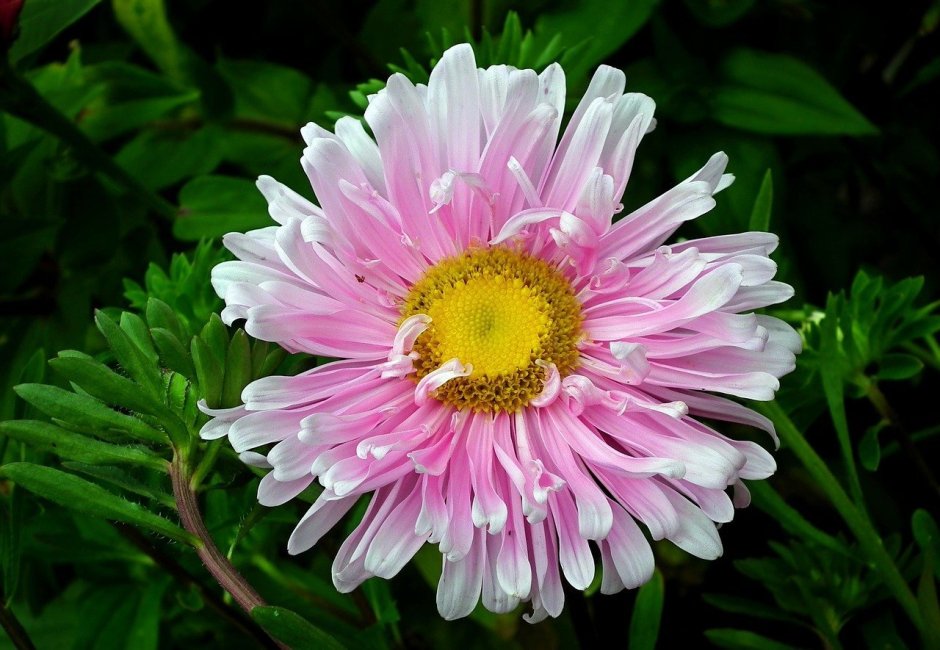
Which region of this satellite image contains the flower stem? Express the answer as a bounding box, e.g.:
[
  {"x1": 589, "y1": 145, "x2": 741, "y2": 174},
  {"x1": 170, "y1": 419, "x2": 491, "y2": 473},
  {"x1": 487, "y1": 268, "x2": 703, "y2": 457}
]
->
[
  {"x1": 0, "y1": 58, "x2": 176, "y2": 220},
  {"x1": 0, "y1": 598, "x2": 35, "y2": 650},
  {"x1": 169, "y1": 453, "x2": 267, "y2": 616},
  {"x1": 112, "y1": 523, "x2": 276, "y2": 649},
  {"x1": 758, "y1": 401, "x2": 924, "y2": 633}
]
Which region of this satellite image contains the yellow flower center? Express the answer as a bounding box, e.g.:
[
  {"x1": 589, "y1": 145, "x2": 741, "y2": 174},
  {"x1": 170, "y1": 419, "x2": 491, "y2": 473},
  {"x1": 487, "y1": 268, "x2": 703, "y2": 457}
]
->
[{"x1": 401, "y1": 247, "x2": 583, "y2": 412}]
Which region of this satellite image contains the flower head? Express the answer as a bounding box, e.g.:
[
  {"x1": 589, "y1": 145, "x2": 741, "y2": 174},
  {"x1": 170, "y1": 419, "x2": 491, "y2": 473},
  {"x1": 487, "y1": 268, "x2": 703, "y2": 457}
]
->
[{"x1": 203, "y1": 44, "x2": 799, "y2": 621}]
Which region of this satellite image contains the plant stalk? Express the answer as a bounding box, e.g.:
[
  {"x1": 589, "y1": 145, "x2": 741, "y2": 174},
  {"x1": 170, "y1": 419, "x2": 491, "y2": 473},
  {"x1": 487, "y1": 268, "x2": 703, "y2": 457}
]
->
[
  {"x1": 759, "y1": 401, "x2": 924, "y2": 633},
  {"x1": 170, "y1": 454, "x2": 268, "y2": 615},
  {"x1": 112, "y1": 523, "x2": 275, "y2": 649},
  {"x1": 0, "y1": 598, "x2": 35, "y2": 650}
]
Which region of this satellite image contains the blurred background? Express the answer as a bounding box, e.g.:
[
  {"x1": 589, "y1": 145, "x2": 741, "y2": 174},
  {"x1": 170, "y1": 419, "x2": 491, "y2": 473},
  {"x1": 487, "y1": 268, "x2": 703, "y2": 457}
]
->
[{"x1": 1, "y1": 1, "x2": 938, "y2": 648}]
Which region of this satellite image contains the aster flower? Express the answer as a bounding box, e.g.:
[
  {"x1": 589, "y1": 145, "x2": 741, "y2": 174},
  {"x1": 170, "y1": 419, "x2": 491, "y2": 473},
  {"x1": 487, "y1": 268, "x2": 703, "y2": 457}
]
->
[{"x1": 201, "y1": 44, "x2": 800, "y2": 621}]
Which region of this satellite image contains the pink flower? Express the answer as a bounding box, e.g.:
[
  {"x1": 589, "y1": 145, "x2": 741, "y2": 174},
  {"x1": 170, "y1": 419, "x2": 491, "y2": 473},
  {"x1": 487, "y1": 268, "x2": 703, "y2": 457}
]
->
[{"x1": 202, "y1": 44, "x2": 799, "y2": 621}]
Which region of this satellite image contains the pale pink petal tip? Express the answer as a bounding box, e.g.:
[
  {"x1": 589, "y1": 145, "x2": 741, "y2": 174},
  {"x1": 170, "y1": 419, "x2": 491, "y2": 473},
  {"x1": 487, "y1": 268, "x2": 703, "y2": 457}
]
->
[{"x1": 202, "y1": 42, "x2": 800, "y2": 621}]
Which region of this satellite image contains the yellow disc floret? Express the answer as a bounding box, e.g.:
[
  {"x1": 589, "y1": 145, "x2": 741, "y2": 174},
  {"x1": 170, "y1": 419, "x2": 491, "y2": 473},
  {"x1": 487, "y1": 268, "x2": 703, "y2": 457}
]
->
[{"x1": 401, "y1": 247, "x2": 583, "y2": 412}]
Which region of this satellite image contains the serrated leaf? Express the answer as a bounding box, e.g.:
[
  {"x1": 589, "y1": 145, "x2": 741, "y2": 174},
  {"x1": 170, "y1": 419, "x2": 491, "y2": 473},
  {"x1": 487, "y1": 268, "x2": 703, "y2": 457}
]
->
[
  {"x1": 748, "y1": 169, "x2": 773, "y2": 232},
  {"x1": 8, "y1": 0, "x2": 102, "y2": 63},
  {"x1": 712, "y1": 49, "x2": 878, "y2": 136},
  {"x1": 0, "y1": 420, "x2": 167, "y2": 471},
  {"x1": 628, "y1": 569, "x2": 664, "y2": 650},
  {"x1": 0, "y1": 463, "x2": 197, "y2": 545},
  {"x1": 174, "y1": 175, "x2": 269, "y2": 241},
  {"x1": 251, "y1": 606, "x2": 347, "y2": 650},
  {"x1": 13, "y1": 384, "x2": 167, "y2": 444}
]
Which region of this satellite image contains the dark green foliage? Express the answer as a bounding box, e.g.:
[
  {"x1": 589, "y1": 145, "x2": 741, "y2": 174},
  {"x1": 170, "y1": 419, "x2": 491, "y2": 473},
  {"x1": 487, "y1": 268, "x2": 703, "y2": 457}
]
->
[{"x1": 1, "y1": 0, "x2": 938, "y2": 648}]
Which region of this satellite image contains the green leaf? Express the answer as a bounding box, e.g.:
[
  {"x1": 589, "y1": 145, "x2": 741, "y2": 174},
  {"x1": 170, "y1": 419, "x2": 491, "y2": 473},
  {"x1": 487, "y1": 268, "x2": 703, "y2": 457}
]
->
[
  {"x1": 79, "y1": 62, "x2": 199, "y2": 142},
  {"x1": 712, "y1": 49, "x2": 878, "y2": 136},
  {"x1": 913, "y1": 510, "x2": 940, "y2": 559},
  {"x1": 13, "y1": 384, "x2": 167, "y2": 444},
  {"x1": 877, "y1": 354, "x2": 924, "y2": 381},
  {"x1": 748, "y1": 482, "x2": 851, "y2": 557},
  {"x1": 628, "y1": 569, "x2": 664, "y2": 650},
  {"x1": 150, "y1": 328, "x2": 195, "y2": 378},
  {"x1": 111, "y1": 0, "x2": 186, "y2": 82},
  {"x1": 683, "y1": 0, "x2": 755, "y2": 27},
  {"x1": 63, "y1": 462, "x2": 175, "y2": 509},
  {"x1": 819, "y1": 294, "x2": 864, "y2": 505},
  {"x1": 705, "y1": 629, "x2": 803, "y2": 650},
  {"x1": 95, "y1": 310, "x2": 163, "y2": 399},
  {"x1": 201, "y1": 313, "x2": 230, "y2": 362},
  {"x1": 703, "y1": 594, "x2": 801, "y2": 624},
  {"x1": 0, "y1": 420, "x2": 167, "y2": 471},
  {"x1": 748, "y1": 169, "x2": 773, "y2": 232},
  {"x1": 116, "y1": 126, "x2": 224, "y2": 191},
  {"x1": 120, "y1": 312, "x2": 160, "y2": 367},
  {"x1": 535, "y1": 0, "x2": 657, "y2": 82},
  {"x1": 221, "y1": 330, "x2": 251, "y2": 408},
  {"x1": 145, "y1": 298, "x2": 186, "y2": 344},
  {"x1": 859, "y1": 422, "x2": 885, "y2": 472},
  {"x1": 174, "y1": 175, "x2": 269, "y2": 240},
  {"x1": 217, "y1": 59, "x2": 315, "y2": 126},
  {"x1": 8, "y1": 0, "x2": 102, "y2": 64},
  {"x1": 49, "y1": 354, "x2": 164, "y2": 417},
  {"x1": 0, "y1": 463, "x2": 197, "y2": 545},
  {"x1": 124, "y1": 579, "x2": 168, "y2": 650},
  {"x1": 251, "y1": 606, "x2": 347, "y2": 650},
  {"x1": 191, "y1": 337, "x2": 223, "y2": 409}
]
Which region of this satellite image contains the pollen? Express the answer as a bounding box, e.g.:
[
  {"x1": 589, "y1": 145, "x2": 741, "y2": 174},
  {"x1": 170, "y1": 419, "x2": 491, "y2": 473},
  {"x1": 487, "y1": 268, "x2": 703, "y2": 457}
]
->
[{"x1": 401, "y1": 247, "x2": 583, "y2": 412}]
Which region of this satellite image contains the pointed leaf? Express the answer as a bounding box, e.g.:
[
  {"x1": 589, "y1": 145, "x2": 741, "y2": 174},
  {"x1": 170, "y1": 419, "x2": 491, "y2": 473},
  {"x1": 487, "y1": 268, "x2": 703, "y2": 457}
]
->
[
  {"x1": 222, "y1": 330, "x2": 251, "y2": 407},
  {"x1": 95, "y1": 310, "x2": 163, "y2": 399},
  {"x1": 13, "y1": 384, "x2": 167, "y2": 444},
  {"x1": 191, "y1": 337, "x2": 223, "y2": 409},
  {"x1": 748, "y1": 169, "x2": 773, "y2": 232},
  {"x1": 706, "y1": 629, "x2": 803, "y2": 650},
  {"x1": 0, "y1": 420, "x2": 167, "y2": 471},
  {"x1": 712, "y1": 49, "x2": 878, "y2": 136},
  {"x1": 628, "y1": 569, "x2": 664, "y2": 650},
  {"x1": 0, "y1": 463, "x2": 197, "y2": 545},
  {"x1": 63, "y1": 462, "x2": 175, "y2": 509},
  {"x1": 8, "y1": 0, "x2": 102, "y2": 63},
  {"x1": 49, "y1": 354, "x2": 164, "y2": 417},
  {"x1": 251, "y1": 606, "x2": 347, "y2": 650}
]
